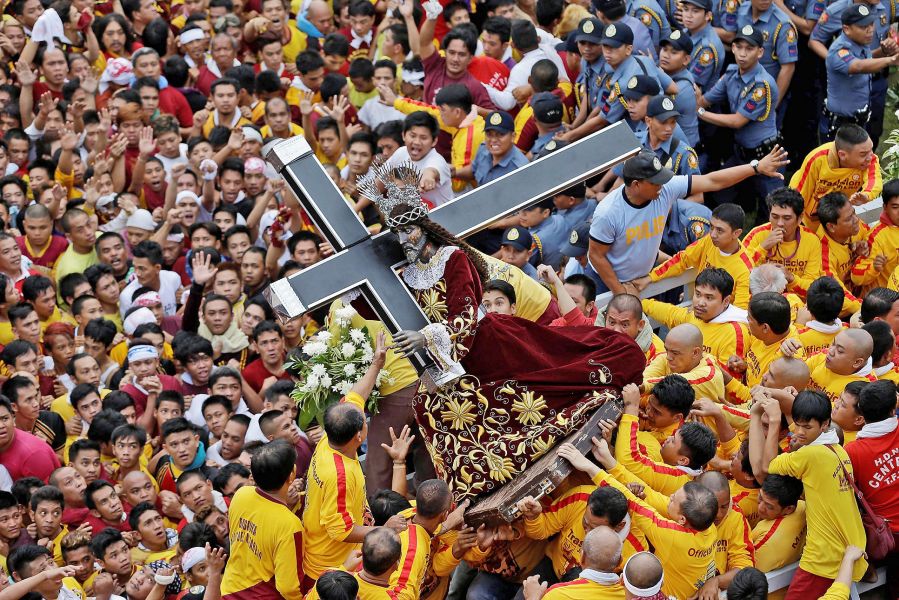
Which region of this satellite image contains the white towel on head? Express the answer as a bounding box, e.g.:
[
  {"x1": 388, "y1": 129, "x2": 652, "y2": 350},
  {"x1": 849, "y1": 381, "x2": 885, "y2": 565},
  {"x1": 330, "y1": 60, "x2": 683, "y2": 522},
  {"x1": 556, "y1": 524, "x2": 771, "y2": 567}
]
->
[{"x1": 31, "y1": 9, "x2": 73, "y2": 48}]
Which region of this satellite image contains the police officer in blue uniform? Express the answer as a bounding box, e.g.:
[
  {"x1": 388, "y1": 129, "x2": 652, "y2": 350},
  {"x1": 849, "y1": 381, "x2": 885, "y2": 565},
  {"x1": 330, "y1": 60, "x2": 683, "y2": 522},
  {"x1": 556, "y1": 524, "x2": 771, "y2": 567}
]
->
[
  {"x1": 594, "y1": 0, "x2": 656, "y2": 58},
  {"x1": 726, "y1": 0, "x2": 798, "y2": 122},
  {"x1": 698, "y1": 25, "x2": 783, "y2": 213},
  {"x1": 470, "y1": 111, "x2": 530, "y2": 185},
  {"x1": 639, "y1": 96, "x2": 701, "y2": 176},
  {"x1": 574, "y1": 18, "x2": 607, "y2": 120},
  {"x1": 810, "y1": 0, "x2": 898, "y2": 145},
  {"x1": 521, "y1": 198, "x2": 571, "y2": 270},
  {"x1": 684, "y1": 0, "x2": 726, "y2": 92},
  {"x1": 824, "y1": 4, "x2": 899, "y2": 139},
  {"x1": 500, "y1": 226, "x2": 542, "y2": 280},
  {"x1": 659, "y1": 29, "x2": 700, "y2": 146},
  {"x1": 626, "y1": 0, "x2": 672, "y2": 50},
  {"x1": 598, "y1": 23, "x2": 675, "y2": 125},
  {"x1": 619, "y1": 75, "x2": 693, "y2": 143},
  {"x1": 529, "y1": 93, "x2": 567, "y2": 157}
]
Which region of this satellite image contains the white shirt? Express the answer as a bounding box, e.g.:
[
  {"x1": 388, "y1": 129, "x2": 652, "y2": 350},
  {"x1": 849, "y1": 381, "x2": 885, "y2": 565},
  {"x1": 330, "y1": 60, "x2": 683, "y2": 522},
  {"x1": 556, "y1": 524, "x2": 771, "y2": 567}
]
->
[
  {"x1": 387, "y1": 147, "x2": 454, "y2": 207},
  {"x1": 155, "y1": 145, "x2": 189, "y2": 176},
  {"x1": 119, "y1": 270, "x2": 183, "y2": 317},
  {"x1": 358, "y1": 98, "x2": 406, "y2": 130},
  {"x1": 485, "y1": 30, "x2": 570, "y2": 110},
  {"x1": 184, "y1": 394, "x2": 252, "y2": 428}
]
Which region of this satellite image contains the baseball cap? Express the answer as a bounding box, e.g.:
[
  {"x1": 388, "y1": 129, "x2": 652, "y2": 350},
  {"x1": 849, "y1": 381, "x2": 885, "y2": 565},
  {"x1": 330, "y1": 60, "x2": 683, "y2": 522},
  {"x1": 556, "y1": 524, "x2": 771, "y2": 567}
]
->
[
  {"x1": 532, "y1": 92, "x2": 564, "y2": 124},
  {"x1": 733, "y1": 24, "x2": 764, "y2": 47},
  {"x1": 601, "y1": 22, "x2": 634, "y2": 47},
  {"x1": 533, "y1": 138, "x2": 568, "y2": 159},
  {"x1": 680, "y1": 0, "x2": 711, "y2": 10},
  {"x1": 621, "y1": 75, "x2": 661, "y2": 100},
  {"x1": 501, "y1": 226, "x2": 534, "y2": 251},
  {"x1": 646, "y1": 95, "x2": 680, "y2": 121},
  {"x1": 842, "y1": 3, "x2": 876, "y2": 26},
  {"x1": 660, "y1": 29, "x2": 694, "y2": 53},
  {"x1": 126, "y1": 209, "x2": 156, "y2": 232},
  {"x1": 484, "y1": 111, "x2": 515, "y2": 133},
  {"x1": 561, "y1": 222, "x2": 590, "y2": 258},
  {"x1": 621, "y1": 150, "x2": 674, "y2": 185},
  {"x1": 575, "y1": 18, "x2": 605, "y2": 44}
]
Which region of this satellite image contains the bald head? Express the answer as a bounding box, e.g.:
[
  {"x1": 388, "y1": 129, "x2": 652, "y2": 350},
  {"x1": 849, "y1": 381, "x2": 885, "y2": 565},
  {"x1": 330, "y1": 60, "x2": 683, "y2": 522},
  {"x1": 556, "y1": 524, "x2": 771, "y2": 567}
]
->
[
  {"x1": 623, "y1": 552, "x2": 663, "y2": 595},
  {"x1": 122, "y1": 470, "x2": 153, "y2": 488},
  {"x1": 306, "y1": 0, "x2": 334, "y2": 33},
  {"x1": 667, "y1": 324, "x2": 703, "y2": 348},
  {"x1": 607, "y1": 294, "x2": 642, "y2": 320},
  {"x1": 696, "y1": 470, "x2": 729, "y2": 494},
  {"x1": 841, "y1": 329, "x2": 874, "y2": 360},
  {"x1": 362, "y1": 527, "x2": 401, "y2": 576},
  {"x1": 764, "y1": 357, "x2": 810, "y2": 390},
  {"x1": 581, "y1": 526, "x2": 622, "y2": 572}
]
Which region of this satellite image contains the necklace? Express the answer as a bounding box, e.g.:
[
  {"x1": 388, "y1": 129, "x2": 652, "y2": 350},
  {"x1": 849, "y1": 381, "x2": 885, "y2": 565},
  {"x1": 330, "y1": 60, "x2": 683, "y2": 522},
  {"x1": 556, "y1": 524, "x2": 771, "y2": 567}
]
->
[{"x1": 769, "y1": 227, "x2": 800, "y2": 261}]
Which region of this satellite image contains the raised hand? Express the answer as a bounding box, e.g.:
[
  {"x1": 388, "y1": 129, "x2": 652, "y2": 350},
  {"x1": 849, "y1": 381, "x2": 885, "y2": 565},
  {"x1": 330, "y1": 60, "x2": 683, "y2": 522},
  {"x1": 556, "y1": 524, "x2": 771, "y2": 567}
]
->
[
  {"x1": 192, "y1": 251, "x2": 218, "y2": 286},
  {"x1": 380, "y1": 424, "x2": 415, "y2": 463},
  {"x1": 138, "y1": 126, "x2": 156, "y2": 157},
  {"x1": 756, "y1": 145, "x2": 789, "y2": 178},
  {"x1": 15, "y1": 60, "x2": 36, "y2": 86}
]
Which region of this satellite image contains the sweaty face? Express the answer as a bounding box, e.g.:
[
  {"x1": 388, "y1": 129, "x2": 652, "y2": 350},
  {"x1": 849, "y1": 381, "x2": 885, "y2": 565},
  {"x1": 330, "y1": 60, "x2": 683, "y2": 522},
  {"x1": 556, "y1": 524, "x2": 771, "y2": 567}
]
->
[
  {"x1": 604, "y1": 306, "x2": 641, "y2": 340},
  {"x1": 691, "y1": 284, "x2": 726, "y2": 322}
]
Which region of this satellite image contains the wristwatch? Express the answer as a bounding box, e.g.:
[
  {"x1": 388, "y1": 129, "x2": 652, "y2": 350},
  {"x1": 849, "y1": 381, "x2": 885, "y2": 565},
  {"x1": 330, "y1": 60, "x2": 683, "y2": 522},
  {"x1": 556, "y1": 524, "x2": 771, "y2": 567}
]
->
[
  {"x1": 750, "y1": 160, "x2": 759, "y2": 174},
  {"x1": 697, "y1": 107, "x2": 706, "y2": 116}
]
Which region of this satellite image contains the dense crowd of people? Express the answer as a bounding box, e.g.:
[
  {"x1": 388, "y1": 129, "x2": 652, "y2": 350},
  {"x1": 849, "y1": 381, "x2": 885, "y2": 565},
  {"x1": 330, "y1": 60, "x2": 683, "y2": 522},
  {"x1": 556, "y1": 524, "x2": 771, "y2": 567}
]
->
[{"x1": 0, "y1": 0, "x2": 896, "y2": 598}]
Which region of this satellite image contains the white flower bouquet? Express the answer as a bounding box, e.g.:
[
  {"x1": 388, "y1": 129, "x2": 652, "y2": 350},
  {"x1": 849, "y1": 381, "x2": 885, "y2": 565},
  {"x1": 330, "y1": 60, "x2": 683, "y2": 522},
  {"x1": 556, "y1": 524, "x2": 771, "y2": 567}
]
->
[{"x1": 287, "y1": 305, "x2": 393, "y2": 429}]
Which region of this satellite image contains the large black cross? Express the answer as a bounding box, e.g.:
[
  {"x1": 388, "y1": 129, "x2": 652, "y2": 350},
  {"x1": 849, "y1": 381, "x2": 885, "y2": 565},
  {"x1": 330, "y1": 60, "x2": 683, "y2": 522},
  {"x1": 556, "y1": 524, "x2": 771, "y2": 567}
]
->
[{"x1": 264, "y1": 124, "x2": 640, "y2": 377}]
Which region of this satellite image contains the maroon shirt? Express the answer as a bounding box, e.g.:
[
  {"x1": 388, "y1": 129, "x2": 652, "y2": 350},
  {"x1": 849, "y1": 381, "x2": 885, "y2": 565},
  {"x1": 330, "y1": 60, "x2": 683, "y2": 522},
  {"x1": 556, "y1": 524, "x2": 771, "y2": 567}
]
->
[
  {"x1": 158, "y1": 86, "x2": 194, "y2": 128},
  {"x1": 422, "y1": 51, "x2": 496, "y2": 110},
  {"x1": 120, "y1": 374, "x2": 184, "y2": 416},
  {"x1": 241, "y1": 358, "x2": 292, "y2": 394}
]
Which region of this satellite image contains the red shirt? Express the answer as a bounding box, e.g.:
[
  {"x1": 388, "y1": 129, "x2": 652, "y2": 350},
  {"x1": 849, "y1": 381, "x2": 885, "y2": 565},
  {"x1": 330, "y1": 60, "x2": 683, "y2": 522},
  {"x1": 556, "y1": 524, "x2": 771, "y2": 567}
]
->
[
  {"x1": 0, "y1": 428, "x2": 61, "y2": 481},
  {"x1": 17, "y1": 235, "x2": 69, "y2": 268},
  {"x1": 422, "y1": 51, "x2": 497, "y2": 110},
  {"x1": 844, "y1": 421, "x2": 899, "y2": 533},
  {"x1": 142, "y1": 183, "x2": 166, "y2": 211},
  {"x1": 241, "y1": 358, "x2": 292, "y2": 393},
  {"x1": 158, "y1": 87, "x2": 194, "y2": 128},
  {"x1": 195, "y1": 66, "x2": 219, "y2": 97},
  {"x1": 466, "y1": 55, "x2": 509, "y2": 91},
  {"x1": 33, "y1": 82, "x2": 64, "y2": 102},
  {"x1": 120, "y1": 374, "x2": 184, "y2": 416},
  {"x1": 84, "y1": 513, "x2": 131, "y2": 535},
  {"x1": 62, "y1": 506, "x2": 89, "y2": 528}
]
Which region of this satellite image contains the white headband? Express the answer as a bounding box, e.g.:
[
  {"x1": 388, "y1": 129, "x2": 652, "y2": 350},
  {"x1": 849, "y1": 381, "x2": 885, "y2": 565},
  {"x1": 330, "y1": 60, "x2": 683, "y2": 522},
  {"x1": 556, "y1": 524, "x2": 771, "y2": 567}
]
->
[
  {"x1": 176, "y1": 190, "x2": 200, "y2": 205},
  {"x1": 167, "y1": 232, "x2": 185, "y2": 243},
  {"x1": 401, "y1": 69, "x2": 424, "y2": 86},
  {"x1": 127, "y1": 345, "x2": 159, "y2": 362},
  {"x1": 180, "y1": 29, "x2": 205, "y2": 45},
  {"x1": 621, "y1": 556, "x2": 664, "y2": 597}
]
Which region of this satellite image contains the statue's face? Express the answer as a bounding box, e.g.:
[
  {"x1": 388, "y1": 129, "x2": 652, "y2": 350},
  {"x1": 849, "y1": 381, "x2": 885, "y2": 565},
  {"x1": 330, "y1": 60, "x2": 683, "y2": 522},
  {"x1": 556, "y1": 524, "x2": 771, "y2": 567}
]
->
[{"x1": 396, "y1": 224, "x2": 428, "y2": 263}]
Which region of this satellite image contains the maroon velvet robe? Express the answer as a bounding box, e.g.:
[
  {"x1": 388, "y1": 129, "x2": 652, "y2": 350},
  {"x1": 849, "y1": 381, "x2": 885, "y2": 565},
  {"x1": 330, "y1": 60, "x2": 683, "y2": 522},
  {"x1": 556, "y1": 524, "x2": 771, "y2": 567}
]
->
[{"x1": 409, "y1": 248, "x2": 644, "y2": 499}]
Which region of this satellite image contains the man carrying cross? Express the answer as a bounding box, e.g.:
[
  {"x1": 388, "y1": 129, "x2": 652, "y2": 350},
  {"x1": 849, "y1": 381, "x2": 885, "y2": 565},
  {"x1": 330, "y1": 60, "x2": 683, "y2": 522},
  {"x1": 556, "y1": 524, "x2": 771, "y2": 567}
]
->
[{"x1": 357, "y1": 161, "x2": 647, "y2": 500}]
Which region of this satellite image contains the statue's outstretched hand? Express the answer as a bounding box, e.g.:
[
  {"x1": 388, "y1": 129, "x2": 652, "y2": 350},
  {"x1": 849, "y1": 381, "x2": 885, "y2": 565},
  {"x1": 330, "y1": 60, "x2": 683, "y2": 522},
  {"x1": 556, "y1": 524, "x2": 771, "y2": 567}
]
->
[{"x1": 392, "y1": 330, "x2": 425, "y2": 357}]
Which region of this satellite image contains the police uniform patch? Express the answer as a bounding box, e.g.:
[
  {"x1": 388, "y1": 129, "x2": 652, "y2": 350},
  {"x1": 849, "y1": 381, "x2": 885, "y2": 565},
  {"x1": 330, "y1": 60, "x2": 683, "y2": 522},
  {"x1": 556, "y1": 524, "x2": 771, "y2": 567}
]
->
[
  {"x1": 752, "y1": 87, "x2": 765, "y2": 100},
  {"x1": 882, "y1": 14, "x2": 888, "y2": 25},
  {"x1": 741, "y1": 24, "x2": 753, "y2": 35},
  {"x1": 641, "y1": 12, "x2": 652, "y2": 25},
  {"x1": 664, "y1": 157, "x2": 673, "y2": 168},
  {"x1": 583, "y1": 20, "x2": 595, "y2": 33},
  {"x1": 761, "y1": 30, "x2": 769, "y2": 42},
  {"x1": 606, "y1": 24, "x2": 617, "y2": 36},
  {"x1": 569, "y1": 230, "x2": 578, "y2": 244},
  {"x1": 628, "y1": 76, "x2": 638, "y2": 89},
  {"x1": 859, "y1": 5, "x2": 870, "y2": 15},
  {"x1": 687, "y1": 152, "x2": 698, "y2": 169},
  {"x1": 507, "y1": 228, "x2": 520, "y2": 240},
  {"x1": 690, "y1": 218, "x2": 709, "y2": 240},
  {"x1": 662, "y1": 97, "x2": 674, "y2": 110},
  {"x1": 786, "y1": 27, "x2": 796, "y2": 42},
  {"x1": 838, "y1": 48, "x2": 850, "y2": 57},
  {"x1": 727, "y1": 0, "x2": 737, "y2": 11},
  {"x1": 699, "y1": 49, "x2": 712, "y2": 65},
  {"x1": 546, "y1": 140, "x2": 557, "y2": 151}
]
